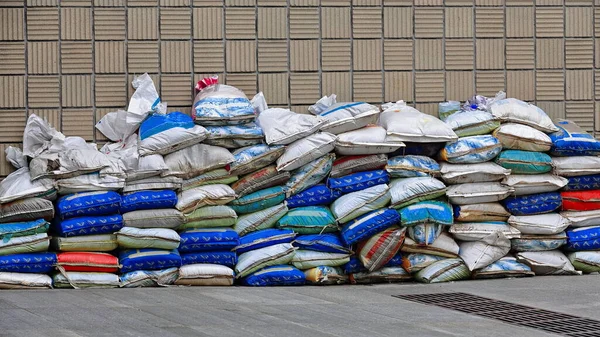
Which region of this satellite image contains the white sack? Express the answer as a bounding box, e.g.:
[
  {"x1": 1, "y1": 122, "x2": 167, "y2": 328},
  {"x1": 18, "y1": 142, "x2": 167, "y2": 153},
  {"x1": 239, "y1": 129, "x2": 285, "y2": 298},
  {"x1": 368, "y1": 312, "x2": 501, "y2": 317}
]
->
[
  {"x1": 0, "y1": 168, "x2": 55, "y2": 204},
  {"x1": 163, "y1": 143, "x2": 234, "y2": 180},
  {"x1": 561, "y1": 210, "x2": 600, "y2": 228},
  {"x1": 450, "y1": 223, "x2": 521, "y2": 241},
  {"x1": 459, "y1": 232, "x2": 511, "y2": 271},
  {"x1": 493, "y1": 123, "x2": 552, "y2": 152},
  {"x1": 378, "y1": 101, "x2": 458, "y2": 143},
  {"x1": 552, "y1": 156, "x2": 600, "y2": 177},
  {"x1": 490, "y1": 99, "x2": 558, "y2": 133},
  {"x1": 123, "y1": 176, "x2": 182, "y2": 193},
  {"x1": 5, "y1": 146, "x2": 27, "y2": 169},
  {"x1": 258, "y1": 108, "x2": 327, "y2": 145},
  {"x1": 502, "y1": 174, "x2": 567, "y2": 196},
  {"x1": 176, "y1": 184, "x2": 237, "y2": 214},
  {"x1": 0, "y1": 272, "x2": 52, "y2": 289},
  {"x1": 330, "y1": 184, "x2": 391, "y2": 223},
  {"x1": 123, "y1": 209, "x2": 185, "y2": 229},
  {"x1": 57, "y1": 173, "x2": 125, "y2": 194},
  {"x1": 23, "y1": 114, "x2": 66, "y2": 158},
  {"x1": 138, "y1": 124, "x2": 208, "y2": 157},
  {"x1": 517, "y1": 250, "x2": 581, "y2": 275},
  {"x1": 334, "y1": 126, "x2": 404, "y2": 155},
  {"x1": 439, "y1": 162, "x2": 511, "y2": 184},
  {"x1": 315, "y1": 101, "x2": 380, "y2": 135},
  {"x1": 446, "y1": 182, "x2": 514, "y2": 205},
  {"x1": 276, "y1": 133, "x2": 337, "y2": 172},
  {"x1": 389, "y1": 177, "x2": 446, "y2": 208},
  {"x1": 508, "y1": 214, "x2": 570, "y2": 235}
]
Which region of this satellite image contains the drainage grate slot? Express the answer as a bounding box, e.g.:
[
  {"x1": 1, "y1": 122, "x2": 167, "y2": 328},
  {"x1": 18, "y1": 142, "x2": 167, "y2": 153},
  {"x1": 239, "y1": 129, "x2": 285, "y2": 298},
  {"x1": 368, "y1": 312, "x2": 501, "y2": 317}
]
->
[{"x1": 394, "y1": 292, "x2": 600, "y2": 336}]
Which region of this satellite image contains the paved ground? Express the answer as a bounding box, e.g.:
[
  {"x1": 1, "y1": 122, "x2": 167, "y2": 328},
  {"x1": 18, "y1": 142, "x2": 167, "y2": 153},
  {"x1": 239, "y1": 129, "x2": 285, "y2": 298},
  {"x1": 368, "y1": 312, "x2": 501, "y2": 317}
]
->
[{"x1": 1, "y1": 275, "x2": 599, "y2": 337}]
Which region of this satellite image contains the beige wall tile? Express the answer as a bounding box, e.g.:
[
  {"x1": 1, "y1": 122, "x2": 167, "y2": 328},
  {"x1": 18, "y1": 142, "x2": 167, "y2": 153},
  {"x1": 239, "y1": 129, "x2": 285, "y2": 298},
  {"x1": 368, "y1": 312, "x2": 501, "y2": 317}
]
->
[
  {"x1": 161, "y1": 41, "x2": 192, "y2": 73},
  {"x1": 507, "y1": 70, "x2": 534, "y2": 101},
  {"x1": 322, "y1": 72, "x2": 352, "y2": 102},
  {"x1": 194, "y1": 7, "x2": 223, "y2": 40},
  {"x1": 506, "y1": 7, "x2": 534, "y2": 38},
  {"x1": 415, "y1": 8, "x2": 444, "y2": 38},
  {"x1": 95, "y1": 41, "x2": 126, "y2": 74},
  {"x1": 506, "y1": 40, "x2": 534, "y2": 69},
  {"x1": 0, "y1": 76, "x2": 25, "y2": 108},
  {"x1": 353, "y1": 8, "x2": 382, "y2": 38},
  {"x1": 536, "y1": 39, "x2": 564, "y2": 69},
  {"x1": 0, "y1": 43, "x2": 26, "y2": 75},
  {"x1": 566, "y1": 7, "x2": 593, "y2": 37},
  {"x1": 446, "y1": 71, "x2": 474, "y2": 101},
  {"x1": 62, "y1": 75, "x2": 92, "y2": 108},
  {"x1": 161, "y1": 9, "x2": 192, "y2": 40},
  {"x1": 566, "y1": 70, "x2": 593, "y2": 100},
  {"x1": 384, "y1": 7, "x2": 412, "y2": 38},
  {"x1": 385, "y1": 72, "x2": 413, "y2": 102},
  {"x1": 161, "y1": 74, "x2": 193, "y2": 106},
  {"x1": 290, "y1": 8, "x2": 320, "y2": 39},
  {"x1": 0, "y1": 111, "x2": 26, "y2": 143},
  {"x1": 227, "y1": 74, "x2": 258, "y2": 97},
  {"x1": 259, "y1": 73, "x2": 289, "y2": 105},
  {"x1": 536, "y1": 7, "x2": 564, "y2": 38},
  {"x1": 129, "y1": 42, "x2": 160, "y2": 74},
  {"x1": 536, "y1": 70, "x2": 565, "y2": 101},
  {"x1": 194, "y1": 41, "x2": 225, "y2": 73},
  {"x1": 353, "y1": 72, "x2": 383, "y2": 103},
  {"x1": 290, "y1": 73, "x2": 320, "y2": 104},
  {"x1": 384, "y1": 40, "x2": 413, "y2": 71},
  {"x1": 95, "y1": 8, "x2": 126, "y2": 41},
  {"x1": 354, "y1": 40, "x2": 383, "y2": 71},
  {"x1": 566, "y1": 101, "x2": 594, "y2": 132},
  {"x1": 28, "y1": 76, "x2": 60, "y2": 108},
  {"x1": 128, "y1": 8, "x2": 158, "y2": 40},
  {"x1": 445, "y1": 7, "x2": 473, "y2": 38},
  {"x1": 258, "y1": 40, "x2": 288, "y2": 72},
  {"x1": 226, "y1": 8, "x2": 256, "y2": 40},
  {"x1": 227, "y1": 41, "x2": 256, "y2": 72},
  {"x1": 565, "y1": 39, "x2": 594, "y2": 69},
  {"x1": 415, "y1": 72, "x2": 444, "y2": 102},
  {"x1": 322, "y1": 40, "x2": 351, "y2": 71},
  {"x1": 61, "y1": 42, "x2": 93, "y2": 74},
  {"x1": 476, "y1": 71, "x2": 505, "y2": 97},
  {"x1": 415, "y1": 39, "x2": 443, "y2": 70},
  {"x1": 0, "y1": 8, "x2": 24, "y2": 41},
  {"x1": 28, "y1": 8, "x2": 59, "y2": 41},
  {"x1": 95, "y1": 75, "x2": 127, "y2": 107},
  {"x1": 322, "y1": 7, "x2": 351, "y2": 39},
  {"x1": 537, "y1": 101, "x2": 565, "y2": 121},
  {"x1": 291, "y1": 40, "x2": 319, "y2": 72},
  {"x1": 258, "y1": 8, "x2": 287, "y2": 39},
  {"x1": 476, "y1": 39, "x2": 504, "y2": 70},
  {"x1": 445, "y1": 40, "x2": 474, "y2": 70},
  {"x1": 62, "y1": 109, "x2": 94, "y2": 140},
  {"x1": 61, "y1": 8, "x2": 92, "y2": 40},
  {"x1": 475, "y1": 8, "x2": 504, "y2": 38}
]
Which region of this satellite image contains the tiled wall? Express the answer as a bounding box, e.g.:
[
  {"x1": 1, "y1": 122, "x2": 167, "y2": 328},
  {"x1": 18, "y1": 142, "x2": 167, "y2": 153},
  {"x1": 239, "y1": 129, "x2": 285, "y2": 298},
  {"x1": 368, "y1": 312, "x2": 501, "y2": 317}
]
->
[{"x1": 0, "y1": 0, "x2": 599, "y2": 176}]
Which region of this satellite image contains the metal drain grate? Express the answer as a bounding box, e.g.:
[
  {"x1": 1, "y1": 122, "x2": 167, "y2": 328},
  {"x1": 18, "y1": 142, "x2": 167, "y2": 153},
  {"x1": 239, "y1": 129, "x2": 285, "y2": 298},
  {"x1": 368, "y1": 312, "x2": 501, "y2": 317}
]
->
[{"x1": 394, "y1": 292, "x2": 600, "y2": 337}]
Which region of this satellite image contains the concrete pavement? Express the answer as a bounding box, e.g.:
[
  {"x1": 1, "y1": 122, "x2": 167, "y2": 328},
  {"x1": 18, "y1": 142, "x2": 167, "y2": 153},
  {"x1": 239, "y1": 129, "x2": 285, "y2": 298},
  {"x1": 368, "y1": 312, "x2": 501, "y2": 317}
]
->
[{"x1": 1, "y1": 275, "x2": 599, "y2": 337}]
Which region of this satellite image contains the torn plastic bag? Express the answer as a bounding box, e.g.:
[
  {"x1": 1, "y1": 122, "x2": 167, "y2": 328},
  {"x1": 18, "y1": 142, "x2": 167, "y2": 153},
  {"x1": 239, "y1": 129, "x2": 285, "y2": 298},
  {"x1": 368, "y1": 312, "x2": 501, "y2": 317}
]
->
[
  {"x1": 0, "y1": 168, "x2": 56, "y2": 204},
  {"x1": 379, "y1": 101, "x2": 458, "y2": 143},
  {"x1": 258, "y1": 108, "x2": 328, "y2": 145},
  {"x1": 192, "y1": 76, "x2": 256, "y2": 126},
  {"x1": 100, "y1": 135, "x2": 168, "y2": 181},
  {"x1": 459, "y1": 232, "x2": 511, "y2": 271},
  {"x1": 22, "y1": 114, "x2": 66, "y2": 158},
  {"x1": 162, "y1": 143, "x2": 234, "y2": 180},
  {"x1": 138, "y1": 112, "x2": 207, "y2": 157},
  {"x1": 5, "y1": 146, "x2": 27, "y2": 169},
  {"x1": 29, "y1": 148, "x2": 124, "y2": 181},
  {"x1": 334, "y1": 125, "x2": 404, "y2": 155},
  {"x1": 56, "y1": 173, "x2": 125, "y2": 195}
]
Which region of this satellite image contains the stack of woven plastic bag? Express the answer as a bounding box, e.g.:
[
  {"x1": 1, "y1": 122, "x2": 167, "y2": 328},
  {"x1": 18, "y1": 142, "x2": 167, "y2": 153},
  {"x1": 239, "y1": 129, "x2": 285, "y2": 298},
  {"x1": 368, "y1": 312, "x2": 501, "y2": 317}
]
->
[
  {"x1": 0, "y1": 147, "x2": 55, "y2": 289},
  {"x1": 550, "y1": 120, "x2": 600, "y2": 274}
]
